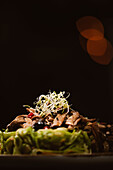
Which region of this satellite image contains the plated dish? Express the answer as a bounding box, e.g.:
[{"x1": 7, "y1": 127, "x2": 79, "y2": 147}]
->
[{"x1": 0, "y1": 91, "x2": 113, "y2": 155}]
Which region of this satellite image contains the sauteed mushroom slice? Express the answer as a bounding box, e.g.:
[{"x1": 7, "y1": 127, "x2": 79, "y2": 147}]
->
[
  {"x1": 22, "y1": 118, "x2": 33, "y2": 128},
  {"x1": 51, "y1": 113, "x2": 66, "y2": 127},
  {"x1": 7, "y1": 115, "x2": 28, "y2": 131},
  {"x1": 65, "y1": 111, "x2": 80, "y2": 126},
  {"x1": 80, "y1": 115, "x2": 96, "y2": 123}
]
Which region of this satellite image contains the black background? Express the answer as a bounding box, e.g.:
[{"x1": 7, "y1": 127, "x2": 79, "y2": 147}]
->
[{"x1": 0, "y1": 0, "x2": 113, "y2": 129}]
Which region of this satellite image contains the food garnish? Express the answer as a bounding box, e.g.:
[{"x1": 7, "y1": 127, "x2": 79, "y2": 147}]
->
[{"x1": 0, "y1": 91, "x2": 113, "y2": 155}]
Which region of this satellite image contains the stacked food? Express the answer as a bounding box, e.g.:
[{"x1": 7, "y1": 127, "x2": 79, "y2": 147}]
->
[{"x1": 0, "y1": 91, "x2": 113, "y2": 155}]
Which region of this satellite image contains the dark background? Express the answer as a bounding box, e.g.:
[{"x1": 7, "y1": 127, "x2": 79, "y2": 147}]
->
[{"x1": 0, "y1": 0, "x2": 113, "y2": 129}]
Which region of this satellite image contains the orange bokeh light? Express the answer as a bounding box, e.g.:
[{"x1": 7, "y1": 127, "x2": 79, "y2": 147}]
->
[
  {"x1": 76, "y1": 16, "x2": 113, "y2": 65},
  {"x1": 87, "y1": 38, "x2": 107, "y2": 56},
  {"x1": 76, "y1": 16, "x2": 104, "y2": 40},
  {"x1": 81, "y1": 29, "x2": 104, "y2": 41},
  {"x1": 89, "y1": 40, "x2": 113, "y2": 65}
]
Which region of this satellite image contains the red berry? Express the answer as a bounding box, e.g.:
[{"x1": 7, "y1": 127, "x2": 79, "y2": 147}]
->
[
  {"x1": 44, "y1": 126, "x2": 49, "y2": 129},
  {"x1": 28, "y1": 112, "x2": 34, "y2": 118}
]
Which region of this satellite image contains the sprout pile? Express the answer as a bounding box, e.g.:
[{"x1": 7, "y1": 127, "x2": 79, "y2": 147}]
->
[{"x1": 33, "y1": 91, "x2": 70, "y2": 117}]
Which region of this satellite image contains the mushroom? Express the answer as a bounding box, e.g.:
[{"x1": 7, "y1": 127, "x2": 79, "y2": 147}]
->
[
  {"x1": 65, "y1": 111, "x2": 80, "y2": 126},
  {"x1": 7, "y1": 115, "x2": 28, "y2": 131},
  {"x1": 51, "y1": 113, "x2": 66, "y2": 127}
]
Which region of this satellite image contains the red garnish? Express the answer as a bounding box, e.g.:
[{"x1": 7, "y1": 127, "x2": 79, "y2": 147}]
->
[
  {"x1": 28, "y1": 112, "x2": 34, "y2": 119},
  {"x1": 44, "y1": 126, "x2": 49, "y2": 129}
]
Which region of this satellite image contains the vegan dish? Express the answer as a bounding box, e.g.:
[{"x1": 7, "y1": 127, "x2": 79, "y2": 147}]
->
[{"x1": 0, "y1": 91, "x2": 113, "y2": 155}]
